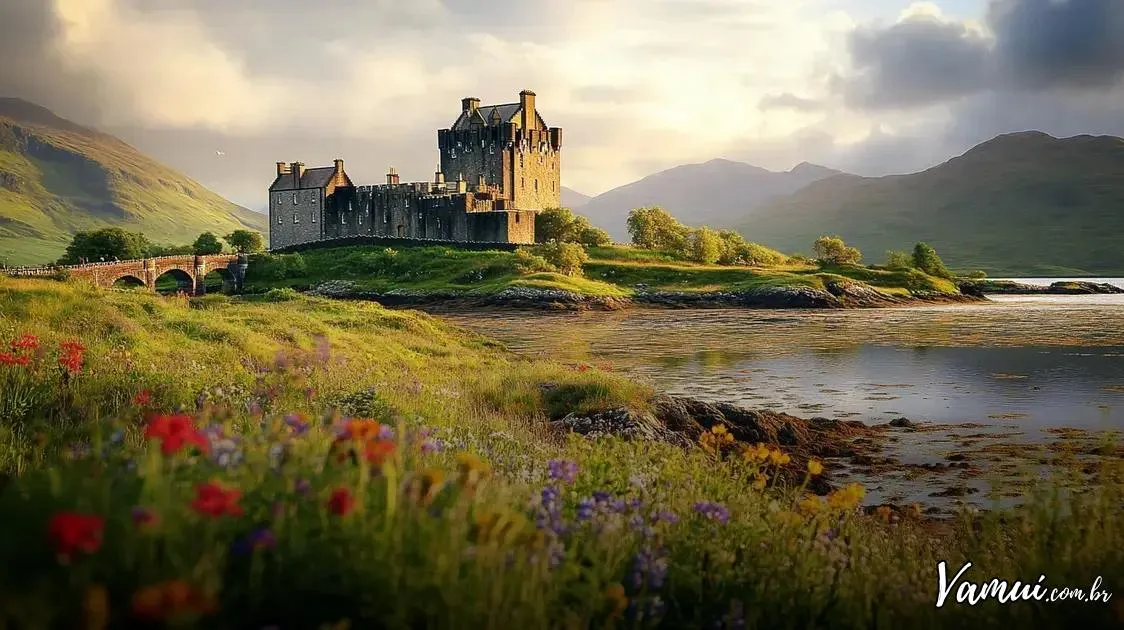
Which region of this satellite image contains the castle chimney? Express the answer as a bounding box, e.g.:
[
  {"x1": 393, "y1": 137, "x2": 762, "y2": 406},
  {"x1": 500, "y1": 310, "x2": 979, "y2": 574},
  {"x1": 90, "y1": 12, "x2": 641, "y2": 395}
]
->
[
  {"x1": 334, "y1": 159, "x2": 344, "y2": 176},
  {"x1": 477, "y1": 174, "x2": 486, "y2": 191},
  {"x1": 290, "y1": 162, "x2": 305, "y2": 187},
  {"x1": 462, "y1": 97, "x2": 480, "y2": 113},
  {"x1": 276, "y1": 162, "x2": 290, "y2": 177},
  {"x1": 434, "y1": 166, "x2": 445, "y2": 185},
  {"x1": 456, "y1": 173, "x2": 467, "y2": 194},
  {"x1": 519, "y1": 90, "x2": 536, "y2": 130},
  {"x1": 386, "y1": 167, "x2": 400, "y2": 186}
]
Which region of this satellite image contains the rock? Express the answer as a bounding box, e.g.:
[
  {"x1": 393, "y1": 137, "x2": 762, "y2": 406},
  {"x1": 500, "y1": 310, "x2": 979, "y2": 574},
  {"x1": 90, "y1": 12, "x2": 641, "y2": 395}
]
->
[
  {"x1": 549, "y1": 407, "x2": 687, "y2": 445},
  {"x1": 889, "y1": 418, "x2": 914, "y2": 428}
]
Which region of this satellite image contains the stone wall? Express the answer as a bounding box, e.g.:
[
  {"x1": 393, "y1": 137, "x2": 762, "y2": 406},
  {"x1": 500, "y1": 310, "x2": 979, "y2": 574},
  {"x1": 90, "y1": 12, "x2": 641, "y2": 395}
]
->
[{"x1": 269, "y1": 188, "x2": 323, "y2": 249}]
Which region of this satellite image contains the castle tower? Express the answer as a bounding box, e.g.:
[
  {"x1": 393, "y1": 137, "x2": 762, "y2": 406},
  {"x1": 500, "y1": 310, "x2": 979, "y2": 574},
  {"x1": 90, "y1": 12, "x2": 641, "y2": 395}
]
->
[{"x1": 437, "y1": 90, "x2": 561, "y2": 211}]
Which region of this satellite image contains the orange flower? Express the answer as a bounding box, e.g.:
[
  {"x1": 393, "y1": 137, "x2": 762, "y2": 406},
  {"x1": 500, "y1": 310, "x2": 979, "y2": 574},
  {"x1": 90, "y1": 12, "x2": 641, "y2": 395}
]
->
[
  {"x1": 190, "y1": 481, "x2": 243, "y2": 518},
  {"x1": 131, "y1": 580, "x2": 216, "y2": 621},
  {"x1": 328, "y1": 488, "x2": 355, "y2": 516},
  {"x1": 340, "y1": 419, "x2": 383, "y2": 441},
  {"x1": 144, "y1": 414, "x2": 209, "y2": 456},
  {"x1": 47, "y1": 512, "x2": 104, "y2": 562},
  {"x1": 363, "y1": 439, "x2": 396, "y2": 467},
  {"x1": 10, "y1": 333, "x2": 40, "y2": 352},
  {"x1": 0, "y1": 351, "x2": 29, "y2": 367}
]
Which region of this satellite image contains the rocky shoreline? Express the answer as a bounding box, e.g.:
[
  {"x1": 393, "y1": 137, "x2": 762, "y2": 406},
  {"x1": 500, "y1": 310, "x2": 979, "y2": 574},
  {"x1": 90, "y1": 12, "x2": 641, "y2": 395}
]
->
[
  {"x1": 958, "y1": 279, "x2": 1124, "y2": 295},
  {"x1": 306, "y1": 280, "x2": 985, "y2": 311}
]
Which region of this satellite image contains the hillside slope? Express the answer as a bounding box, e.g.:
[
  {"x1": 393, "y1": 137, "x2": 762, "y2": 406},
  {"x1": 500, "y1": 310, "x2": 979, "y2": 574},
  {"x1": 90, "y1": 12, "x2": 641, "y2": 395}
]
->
[
  {"x1": 582, "y1": 159, "x2": 843, "y2": 240},
  {"x1": 561, "y1": 186, "x2": 591, "y2": 209},
  {"x1": 0, "y1": 98, "x2": 267, "y2": 265},
  {"x1": 741, "y1": 132, "x2": 1124, "y2": 275}
]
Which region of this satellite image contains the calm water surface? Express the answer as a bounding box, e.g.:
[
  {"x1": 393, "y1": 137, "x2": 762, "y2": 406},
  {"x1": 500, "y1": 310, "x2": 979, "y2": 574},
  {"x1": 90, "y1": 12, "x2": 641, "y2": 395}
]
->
[{"x1": 445, "y1": 283, "x2": 1124, "y2": 433}]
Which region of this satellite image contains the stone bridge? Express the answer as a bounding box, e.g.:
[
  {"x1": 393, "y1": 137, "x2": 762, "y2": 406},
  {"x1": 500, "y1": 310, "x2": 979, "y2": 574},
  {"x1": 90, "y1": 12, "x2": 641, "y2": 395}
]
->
[{"x1": 3, "y1": 254, "x2": 249, "y2": 295}]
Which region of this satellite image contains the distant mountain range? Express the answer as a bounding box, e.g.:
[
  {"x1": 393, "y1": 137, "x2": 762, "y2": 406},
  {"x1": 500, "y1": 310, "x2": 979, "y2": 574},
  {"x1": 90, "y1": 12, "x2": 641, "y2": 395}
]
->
[
  {"x1": 0, "y1": 98, "x2": 266, "y2": 265},
  {"x1": 580, "y1": 159, "x2": 843, "y2": 239},
  {"x1": 561, "y1": 186, "x2": 591, "y2": 209},
  {"x1": 575, "y1": 132, "x2": 1124, "y2": 275},
  {"x1": 741, "y1": 132, "x2": 1124, "y2": 275}
]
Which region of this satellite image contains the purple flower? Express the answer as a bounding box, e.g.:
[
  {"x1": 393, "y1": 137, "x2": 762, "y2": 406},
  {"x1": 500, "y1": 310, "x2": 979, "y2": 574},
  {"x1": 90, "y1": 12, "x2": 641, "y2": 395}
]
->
[
  {"x1": 284, "y1": 413, "x2": 310, "y2": 435},
  {"x1": 547, "y1": 459, "x2": 579, "y2": 484},
  {"x1": 651, "y1": 510, "x2": 679, "y2": 525},
  {"x1": 377, "y1": 425, "x2": 395, "y2": 441},
  {"x1": 576, "y1": 498, "x2": 595, "y2": 521},
  {"x1": 233, "y1": 526, "x2": 276, "y2": 555},
  {"x1": 630, "y1": 547, "x2": 669, "y2": 591},
  {"x1": 294, "y1": 478, "x2": 312, "y2": 496},
  {"x1": 693, "y1": 501, "x2": 730, "y2": 525}
]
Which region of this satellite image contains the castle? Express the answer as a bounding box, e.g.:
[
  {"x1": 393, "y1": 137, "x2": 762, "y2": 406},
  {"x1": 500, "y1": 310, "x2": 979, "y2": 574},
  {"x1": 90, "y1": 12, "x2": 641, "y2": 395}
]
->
[{"x1": 268, "y1": 90, "x2": 562, "y2": 250}]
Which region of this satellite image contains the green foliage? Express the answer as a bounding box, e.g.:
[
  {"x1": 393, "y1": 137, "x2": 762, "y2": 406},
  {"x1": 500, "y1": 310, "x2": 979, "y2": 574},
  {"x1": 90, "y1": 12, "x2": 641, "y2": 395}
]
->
[
  {"x1": 224, "y1": 230, "x2": 265, "y2": 254},
  {"x1": 246, "y1": 253, "x2": 307, "y2": 282},
  {"x1": 626, "y1": 206, "x2": 690, "y2": 251},
  {"x1": 192, "y1": 232, "x2": 224, "y2": 255},
  {"x1": 59, "y1": 228, "x2": 150, "y2": 264},
  {"x1": 535, "y1": 208, "x2": 611, "y2": 247},
  {"x1": 513, "y1": 248, "x2": 556, "y2": 274},
  {"x1": 688, "y1": 226, "x2": 722, "y2": 264},
  {"x1": 536, "y1": 242, "x2": 589, "y2": 277},
  {"x1": 912, "y1": 242, "x2": 952, "y2": 279},
  {"x1": 966, "y1": 270, "x2": 988, "y2": 279},
  {"x1": 885, "y1": 250, "x2": 913, "y2": 269},
  {"x1": 813, "y1": 235, "x2": 862, "y2": 265},
  {"x1": 263, "y1": 287, "x2": 300, "y2": 302},
  {"x1": 146, "y1": 243, "x2": 193, "y2": 257}
]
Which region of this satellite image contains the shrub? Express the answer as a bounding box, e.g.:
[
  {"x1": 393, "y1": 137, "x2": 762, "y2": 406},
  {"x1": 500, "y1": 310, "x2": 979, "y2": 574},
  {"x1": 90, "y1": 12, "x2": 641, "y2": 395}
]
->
[
  {"x1": 264, "y1": 287, "x2": 300, "y2": 302},
  {"x1": 626, "y1": 207, "x2": 690, "y2": 251},
  {"x1": 513, "y1": 248, "x2": 556, "y2": 274},
  {"x1": 225, "y1": 230, "x2": 266, "y2": 254},
  {"x1": 813, "y1": 236, "x2": 862, "y2": 265},
  {"x1": 885, "y1": 250, "x2": 913, "y2": 269},
  {"x1": 688, "y1": 227, "x2": 722, "y2": 264},
  {"x1": 912, "y1": 242, "x2": 952, "y2": 279},
  {"x1": 535, "y1": 208, "x2": 611, "y2": 247},
  {"x1": 966, "y1": 270, "x2": 988, "y2": 279},
  {"x1": 248, "y1": 254, "x2": 307, "y2": 282},
  {"x1": 537, "y1": 242, "x2": 588, "y2": 277}
]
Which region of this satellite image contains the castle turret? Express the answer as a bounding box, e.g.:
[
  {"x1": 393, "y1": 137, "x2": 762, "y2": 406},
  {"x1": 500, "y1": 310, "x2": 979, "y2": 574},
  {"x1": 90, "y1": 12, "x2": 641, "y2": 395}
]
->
[
  {"x1": 386, "y1": 167, "x2": 400, "y2": 185},
  {"x1": 334, "y1": 159, "x2": 345, "y2": 177},
  {"x1": 519, "y1": 90, "x2": 536, "y2": 130}
]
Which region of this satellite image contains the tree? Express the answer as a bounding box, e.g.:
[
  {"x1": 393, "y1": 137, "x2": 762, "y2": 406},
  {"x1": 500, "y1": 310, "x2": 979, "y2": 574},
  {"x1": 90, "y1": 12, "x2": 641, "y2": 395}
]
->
[
  {"x1": 224, "y1": 230, "x2": 265, "y2": 254},
  {"x1": 535, "y1": 208, "x2": 611, "y2": 247},
  {"x1": 192, "y1": 232, "x2": 224, "y2": 255},
  {"x1": 537, "y1": 241, "x2": 589, "y2": 277},
  {"x1": 688, "y1": 227, "x2": 723, "y2": 264},
  {"x1": 885, "y1": 250, "x2": 913, "y2": 269},
  {"x1": 147, "y1": 243, "x2": 194, "y2": 257},
  {"x1": 812, "y1": 235, "x2": 862, "y2": 265},
  {"x1": 911, "y1": 242, "x2": 952, "y2": 278},
  {"x1": 626, "y1": 206, "x2": 690, "y2": 252},
  {"x1": 570, "y1": 216, "x2": 612, "y2": 247},
  {"x1": 60, "y1": 228, "x2": 150, "y2": 264}
]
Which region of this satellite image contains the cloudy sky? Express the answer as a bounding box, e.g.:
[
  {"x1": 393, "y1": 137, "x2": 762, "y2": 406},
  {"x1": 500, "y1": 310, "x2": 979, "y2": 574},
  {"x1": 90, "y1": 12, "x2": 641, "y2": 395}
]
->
[{"x1": 2, "y1": 0, "x2": 1122, "y2": 208}]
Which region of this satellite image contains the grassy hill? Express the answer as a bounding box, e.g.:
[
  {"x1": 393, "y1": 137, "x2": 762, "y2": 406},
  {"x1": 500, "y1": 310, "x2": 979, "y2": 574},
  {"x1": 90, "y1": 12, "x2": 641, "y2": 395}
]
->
[
  {"x1": 0, "y1": 98, "x2": 267, "y2": 265},
  {"x1": 740, "y1": 132, "x2": 1124, "y2": 276}
]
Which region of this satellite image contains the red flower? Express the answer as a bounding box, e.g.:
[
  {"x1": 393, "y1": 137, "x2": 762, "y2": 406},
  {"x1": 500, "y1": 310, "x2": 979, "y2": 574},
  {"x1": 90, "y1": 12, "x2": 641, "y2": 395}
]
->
[
  {"x1": 10, "y1": 333, "x2": 39, "y2": 352},
  {"x1": 133, "y1": 390, "x2": 152, "y2": 407},
  {"x1": 190, "y1": 481, "x2": 244, "y2": 518},
  {"x1": 47, "y1": 512, "x2": 104, "y2": 562},
  {"x1": 58, "y1": 339, "x2": 85, "y2": 374},
  {"x1": 327, "y1": 488, "x2": 355, "y2": 516},
  {"x1": 0, "y1": 351, "x2": 29, "y2": 367},
  {"x1": 144, "y1": 414, "x2": 210, "y2": 456}
]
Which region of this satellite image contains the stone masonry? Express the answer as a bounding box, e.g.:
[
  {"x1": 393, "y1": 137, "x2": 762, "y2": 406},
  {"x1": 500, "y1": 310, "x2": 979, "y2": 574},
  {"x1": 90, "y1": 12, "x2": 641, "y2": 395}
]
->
[{"x1": 268, "y1": 90, "x2": 559, "y2": 250}]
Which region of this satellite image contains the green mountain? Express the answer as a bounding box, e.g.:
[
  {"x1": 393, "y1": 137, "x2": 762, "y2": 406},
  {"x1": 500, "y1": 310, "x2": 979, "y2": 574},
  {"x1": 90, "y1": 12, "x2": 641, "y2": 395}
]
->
[
  {"x1": 0, "y1": 98, "x2": 267, "y2": 265},
  {"x1": 739, "y1": 132, "x2": 1124, "y2": 276}
]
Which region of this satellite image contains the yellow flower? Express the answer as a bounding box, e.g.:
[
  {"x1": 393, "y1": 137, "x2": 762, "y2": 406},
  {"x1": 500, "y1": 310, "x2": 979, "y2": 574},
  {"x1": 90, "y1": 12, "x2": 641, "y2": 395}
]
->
[
  {"x1": 797, "y1": 494, "x2": 823, "y2": 515},
  {"x1": 752, "y1": 474, "x2": 768, "y2": 490},
  {"x1": 456, "y1": 452, "x2": 492, "y2": 491},
  {"x1": 604, "y1": 583, "x2": 629, "y2": 619},
  {"x1": 406, "y1": 468, "x2": 445, "y2": 505},
  {"x1": 768, "y1": 449, "x2": 791, "y2": 466},
  {"x1": 807, "y1": 459, "x2": 824, "y2": 476},
  {"x1": 82, "y1": 584, "x2": 109, "y2": 630},
  {"x1": 774, "y1": 510, "x2": 804, "y2": 527},
  {"x1": 472, "y1": 508, "x2": 528, "y2": 545},
  {"x1": 826, "y1": 483, "x2": 866, "y2": 511}
]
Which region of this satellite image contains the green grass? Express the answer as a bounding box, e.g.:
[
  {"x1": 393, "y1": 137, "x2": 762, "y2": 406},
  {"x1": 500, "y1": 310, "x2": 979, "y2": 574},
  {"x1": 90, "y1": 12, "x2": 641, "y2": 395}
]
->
[
  {"x1": 0, "y1": 277, "x2": 1121, "y2": 628},
  {"x1": 243, "y1": 245, "x2": 960, "y2": 299}
]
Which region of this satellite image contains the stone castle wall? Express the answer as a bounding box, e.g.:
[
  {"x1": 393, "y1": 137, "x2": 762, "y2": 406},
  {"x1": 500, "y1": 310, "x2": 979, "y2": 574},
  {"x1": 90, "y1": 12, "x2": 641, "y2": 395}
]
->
[{"x1": 269, "y1": 187, "x2": 323, "y2": 250}]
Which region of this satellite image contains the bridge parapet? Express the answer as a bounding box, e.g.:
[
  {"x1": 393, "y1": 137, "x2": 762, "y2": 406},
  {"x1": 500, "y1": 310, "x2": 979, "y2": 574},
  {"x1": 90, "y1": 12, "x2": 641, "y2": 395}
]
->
[{"x1": 2, "y1": 254, "x2": 248, "y2": 295}]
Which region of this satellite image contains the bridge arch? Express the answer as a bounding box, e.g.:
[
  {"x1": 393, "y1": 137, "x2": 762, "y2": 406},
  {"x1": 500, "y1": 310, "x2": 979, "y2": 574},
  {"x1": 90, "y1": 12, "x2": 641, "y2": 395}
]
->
[
  {"x1": 200, "y1": 265, "x2": 236, "y2": 294},
  {"x1": 154, "y1": 267, "x2": 195, "y2": 294},
  {"x1": 110, "y1": 274, "x2": 147, "y2": 290}
]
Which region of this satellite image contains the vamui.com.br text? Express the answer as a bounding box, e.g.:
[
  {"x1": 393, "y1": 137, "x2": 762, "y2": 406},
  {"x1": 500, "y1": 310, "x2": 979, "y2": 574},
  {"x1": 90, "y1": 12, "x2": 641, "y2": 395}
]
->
[{"x1": 936, "y1": 562, "x2": 1113, "y2": 607}]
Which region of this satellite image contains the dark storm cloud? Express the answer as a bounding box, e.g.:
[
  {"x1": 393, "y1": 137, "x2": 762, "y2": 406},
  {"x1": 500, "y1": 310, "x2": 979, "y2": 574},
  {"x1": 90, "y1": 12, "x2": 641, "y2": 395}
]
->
[
  {"x1": 0, "y1": 1, "x2": 103, "y2": 122},
  {"x1": 838, "y1": 0, "x2": 1124, "y2": 110}
]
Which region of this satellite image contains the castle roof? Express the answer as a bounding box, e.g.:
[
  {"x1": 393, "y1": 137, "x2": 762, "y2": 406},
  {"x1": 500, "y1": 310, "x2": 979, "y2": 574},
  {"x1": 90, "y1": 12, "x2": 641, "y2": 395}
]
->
[
  {"x1": 452, "y1": 103, "x2": 548, "y2": 131},
  {"x1": 269, "y1": 166, "x2": 338, "y2": 191}
]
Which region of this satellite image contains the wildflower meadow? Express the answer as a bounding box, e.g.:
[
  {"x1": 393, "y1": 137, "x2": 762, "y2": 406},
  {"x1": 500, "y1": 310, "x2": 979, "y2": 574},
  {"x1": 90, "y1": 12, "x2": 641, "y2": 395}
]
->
[{"x1": 0, "y1": 277, "x2": 1121, "y2": 629}]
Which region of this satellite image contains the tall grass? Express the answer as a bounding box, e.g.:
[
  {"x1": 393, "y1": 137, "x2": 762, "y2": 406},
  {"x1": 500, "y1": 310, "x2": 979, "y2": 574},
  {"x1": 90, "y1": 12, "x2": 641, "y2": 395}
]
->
[{"x1": 0, "y1": 277, "x2": 1119, "y2": 629}]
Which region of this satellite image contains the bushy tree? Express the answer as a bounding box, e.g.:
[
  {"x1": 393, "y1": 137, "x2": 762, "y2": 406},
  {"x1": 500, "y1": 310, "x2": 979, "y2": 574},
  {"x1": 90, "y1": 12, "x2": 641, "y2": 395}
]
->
[
  {"x1": 537, "y1": 241, "x2": 589, "y2": 277},
  {"x1": 535, "y1": 208, "x2": 611, "y2": 247},
  {"x1": 716, "y1": 230, "x2": 748, "y2": 265},
  {"x1": 60, "y1": 228, "x2": 150, "y2": 264},
  {"x1": 812, "y1": 235, "x2": 862, "y2": 265},
  {"x1": 146, "y1": 243, "x2": 194, "y2": 257},
  {"x1": 688, "y1": 227, "x2": 723, "y2": 264},
  {"x1": 192, "y1": 232, "x2": 224, "y2": 255},
  {"x1": 912, "y1": 242, "x2": 952, "y2": 278},
  {"x1": 225, "y1": 230, "x2": 265, "y2": 254},
  {"x1": 885, "y1": 250, "x2": 913, "y2": 269},
  {"x1": 626, "y1": 207, "x2": 690, "y2": 252}
]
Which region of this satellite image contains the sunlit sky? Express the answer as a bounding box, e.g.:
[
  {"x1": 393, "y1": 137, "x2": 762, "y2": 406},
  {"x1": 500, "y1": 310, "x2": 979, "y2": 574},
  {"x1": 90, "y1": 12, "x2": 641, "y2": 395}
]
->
[{"x1": 2, "y1": 0, "x2": 1122, "y2": 207}]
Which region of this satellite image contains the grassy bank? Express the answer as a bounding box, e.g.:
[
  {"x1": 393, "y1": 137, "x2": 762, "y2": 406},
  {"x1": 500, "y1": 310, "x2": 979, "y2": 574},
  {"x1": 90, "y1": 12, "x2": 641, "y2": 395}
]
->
[
  {"x1": 0, "y1": 277, "x2": 1120, "y2": 629},
  {"x1": 241, "y1": 245, "x2": 960, "y2": 298}
]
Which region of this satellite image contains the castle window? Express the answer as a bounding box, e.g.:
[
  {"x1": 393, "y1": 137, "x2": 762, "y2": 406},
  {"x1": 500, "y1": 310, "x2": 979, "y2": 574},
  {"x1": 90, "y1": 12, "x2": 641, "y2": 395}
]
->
[
  {"x1": 292, "y1": 193, "x2": 298, "y2": 205},
  {"x1": 515, "y1": 214, "x2": 520, "y2": 224},
  {"x1": 294, "y1": 214, "x2": 300, "y2": 224},
  {"x1": 436, "y1": 218, "x2": 441, "y2": 230},
  {"x1": 534, "y1": 180, "x2": 538, "y2": 192},
  {"x1": 311, "y1": 212, "x2": 316, "y2": 223},
  {"x1": 384, "y1": 214, "x2": 388, "y2": 224},
  {"x1": 277, "y1": 214, "x2": 282, "y2": 225},
  {"x1": 521, "y1": 177, "x2": 525, "y2": 189}
]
